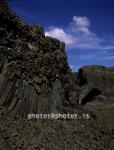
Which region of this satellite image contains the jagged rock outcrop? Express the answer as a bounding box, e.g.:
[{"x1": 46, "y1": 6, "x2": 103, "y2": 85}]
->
[
  {"x1": 74, "y1": 65, "x2": 114, "y2": 105},
  {"x1": 0, "y1": 0, "x2": 77, "y2": 117}
]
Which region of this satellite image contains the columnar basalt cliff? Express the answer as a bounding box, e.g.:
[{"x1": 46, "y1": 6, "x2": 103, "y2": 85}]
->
[
  {"x1": 0, "y1": 1, "x2": 114, "y2": 150},
  {"x1": 0, "y1": 0, "x2": 77, "y2": 117}
]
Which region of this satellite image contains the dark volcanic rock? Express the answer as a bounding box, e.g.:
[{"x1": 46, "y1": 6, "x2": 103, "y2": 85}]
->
[
  {"x1": 74, "y1": 65, "x2": 114, "y2": 105},
  {"x1": 0, "y1": 0, "x2": 76, "y2": 117},
  {"x1": 0, "y1": 1, "x2": 114, "y2": 150}
]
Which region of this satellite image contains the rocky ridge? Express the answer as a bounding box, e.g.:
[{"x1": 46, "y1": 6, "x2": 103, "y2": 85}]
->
[{"x1": 74, "y1": 65, "x2": 114, "y2": 105}]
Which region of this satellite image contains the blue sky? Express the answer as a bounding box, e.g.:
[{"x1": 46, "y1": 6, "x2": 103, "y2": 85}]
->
[{"x1": 8, "y1": 0, "x2": 114, "y2": 71}]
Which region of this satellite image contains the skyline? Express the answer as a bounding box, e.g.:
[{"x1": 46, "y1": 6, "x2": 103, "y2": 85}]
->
[{"x1": 8, "y1": 0, "x2": 114, "y2": 71}]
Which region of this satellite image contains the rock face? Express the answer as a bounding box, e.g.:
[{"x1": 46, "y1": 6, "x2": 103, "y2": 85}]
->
[
  {"x1": 0, "y1": 0, "x2": 76, "y2": 117},
  {"x1": 0, "y1": 1, "x2": 114, "y2": 150},
  {"x1": 74, "y1": 65, "x2": 114, "y2": 105}
]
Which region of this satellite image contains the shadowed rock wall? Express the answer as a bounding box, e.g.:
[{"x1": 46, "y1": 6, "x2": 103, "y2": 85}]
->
[
  {"x1": 0, "y1": 0, "x2": 77, "y2": 117},
  {"x1": 74, "y1": 65, "x2": 114, "y2": 105}
]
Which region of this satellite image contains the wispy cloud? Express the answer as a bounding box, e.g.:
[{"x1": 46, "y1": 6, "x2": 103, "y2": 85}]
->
[
  {"x1": 11, "y1": 7, "x2": 37, "y2": 21},
  {"x1": 45, "y1": 16, "x2": 114, "y2": 50},
  {"x1": 71, "y1": 16, "x2": 91, "y2": 35},
  {"x1": 103, "y1": 56, "x2": 114, "y2": 60}
]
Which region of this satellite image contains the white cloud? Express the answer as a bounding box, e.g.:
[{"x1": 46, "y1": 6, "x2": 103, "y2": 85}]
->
[
  {"x1": 73, "y1": 16, "x2": 91, "y2": 27},
  {"x1": 45, "y1": 16, "x2": 114, "y2": 50},
  {"x1": 45, "y1": 28, "x2": 75, "y2": 45},
  {"x1": 72, "y1": 16, "x2": 91, "y2": 35}
]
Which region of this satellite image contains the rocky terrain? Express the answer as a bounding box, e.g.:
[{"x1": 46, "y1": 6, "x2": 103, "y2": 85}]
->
[
  {"x1": 0, "y1": 0, "x2": 114, "y2": 149},
  {"x1": 74, "y1": 65, "x2": 114, "y2": 129},
  {"x1": 74, "y1": 65, "x2": 114, "y2": 105}
]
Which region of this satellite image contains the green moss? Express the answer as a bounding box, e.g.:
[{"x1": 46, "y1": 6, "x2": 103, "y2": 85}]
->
[
  {"x1": 72, "y1": 72, "x2": 78, "y2": 77},
  {"x1": 81, "y1": 65, "x2": 107, "y2": 71},
  {"x1": 0, "y1": 11, "x2": 4, "y2": 17},
  {"x1": 108, "y1": 66, "x2": 114, "y2": 71}
]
